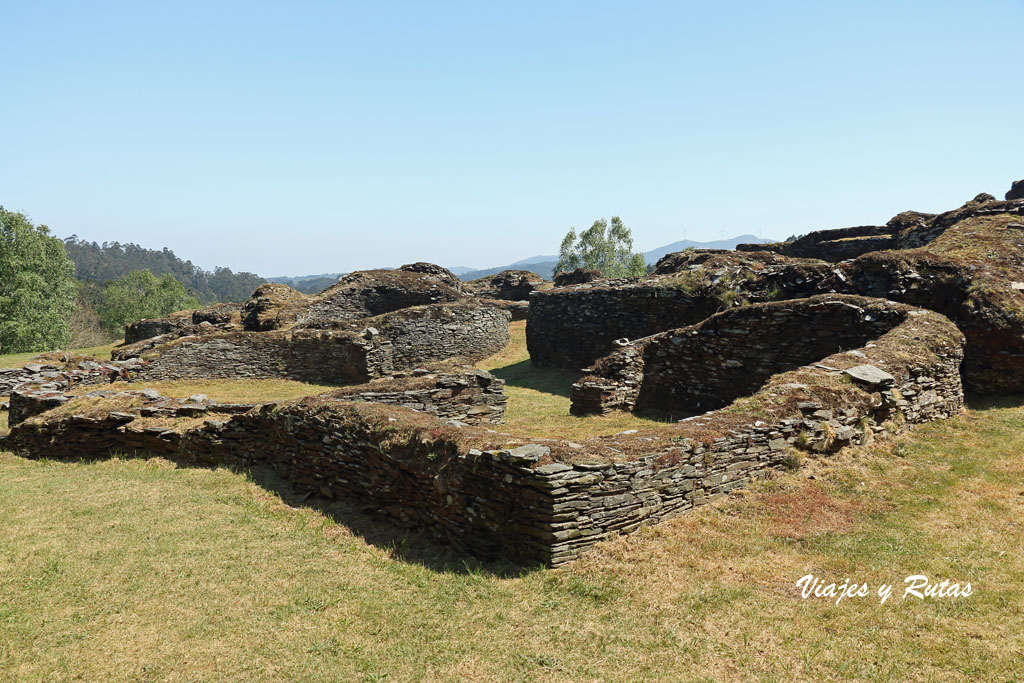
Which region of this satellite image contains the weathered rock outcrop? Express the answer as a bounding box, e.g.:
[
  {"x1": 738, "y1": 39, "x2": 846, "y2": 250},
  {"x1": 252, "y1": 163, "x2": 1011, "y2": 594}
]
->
[
  {"x1": 396, "y1": 262, "x2": 464, "y2": 289},
  {"x1": 553, "y1": 268, "x2": 603, "y2": 287},
  {"x1": 241, "y1": 282, "x2": 309, "y2": 331},
  {"x1": 738, "y1": 225, "x2": 895, "y2": 262},
  {"x1": 294, "y1": 265, "x2": 466, "y2": 328},
  {"x1": 235, "y1": 263, "x2": 468, "y2": 333},
  {"x1": 124, "y1": 310, "x2": 194, "y2": 344},
  {"x1": 1007, "y1": 179, "x2": 1024, "y2": 201},
  {"x1": 125, "y1": 303, "x2": 243, "y2": 344},
  {"x1": 465, "y1": 270, "x2": 547, "y2": 301}
]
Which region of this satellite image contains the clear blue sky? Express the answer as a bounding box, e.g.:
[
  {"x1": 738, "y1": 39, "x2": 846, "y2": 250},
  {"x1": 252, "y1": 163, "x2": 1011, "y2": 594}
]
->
[{"x1": 3, "y1": 1, "x2": 1023, "y2": 276}]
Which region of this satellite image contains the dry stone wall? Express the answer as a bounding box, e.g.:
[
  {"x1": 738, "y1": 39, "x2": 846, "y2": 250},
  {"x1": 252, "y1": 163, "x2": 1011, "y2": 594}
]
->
[
  {"x1": 464, "y1": 270, "x2": 547, "y2": 301},
  {"x1": 571, "y1": 297, "x2": 915, "y2": 417},
  {"x1": 114, "y1": 266, "x2": 513, "y2": 386},
  {"x1": 125, "y1": 303, "x2": 241, "y2": 344},
  {"x1": 130, "y1": 329, "x2": 394, "y2": 384},
  {"x1": 4, "y1": 297, "x2": 964, "y2": 567},
  {"x1": 364, "y1": 304, "x2": 511, "y2": 369},
  {"x1": 737, "y1": 225, "x2": 895, "y2": 262},
  {"x1": 0, "y1": 359, "x2": 136, "y2": 397},
  {"x1": 8, "y1": 368, "x2": 507, "y2": 429},
  {"x1": 325, "y1": 369, "x2": 507, "y2": 425},
  {"x1": 527, "y1": 284, "x2": 722, "y2": 370},
  {"x1": 531, "y1": 208, "x2": 1024, "y2": 394},
  {"x1": 295, "y1": 266, "x2": 466, "y2": 327},
  {"x1": 117, "y1": 302, "x2": 511, "y2": 386}
]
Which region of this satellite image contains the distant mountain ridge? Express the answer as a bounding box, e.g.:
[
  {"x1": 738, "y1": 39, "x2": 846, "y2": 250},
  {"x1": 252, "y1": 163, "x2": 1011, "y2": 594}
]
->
[
  {"x1": 454, "y1": 234, "x2": 774, "y2": 281},
  {"x1": 265, "y1": 234, "x2": 778, "y2": 293},
  {"x1": 641, "y1": 234, "x2": 769, "y2": 265}
]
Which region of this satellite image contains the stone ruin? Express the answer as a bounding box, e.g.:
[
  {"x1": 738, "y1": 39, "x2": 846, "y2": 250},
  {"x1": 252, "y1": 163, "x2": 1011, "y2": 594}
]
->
[
  {"x1": 530, "y1": 186, "x2": 1024, "y2": 394},
  {"x1": 116, "y1": 263, "x2": 514, "y2": 384},
  {"x1": 3, "y1": 179, "x2": 1022, "y2": 567},
  {"x1": 8, "y1": 366, "x2": 507, "y2": 429},
  {"x1": 3, "y1": 291, "x2": 964, "y2": 565},
  {"x1": 569, "y1": 295, "x2": 962, "y2": 421},
  {"x1": 463, "y1": 269, "x2": 549, "y2": 301}
]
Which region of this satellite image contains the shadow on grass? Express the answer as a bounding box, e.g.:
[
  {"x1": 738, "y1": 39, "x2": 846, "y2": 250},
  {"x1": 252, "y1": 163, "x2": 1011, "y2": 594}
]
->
[
  {"x1": 243, "y1": 463, "x2": 537, "y2": 578},
  {"x1": 489, "y1": 360, "x2": 580, "y2": 398},
  {"x1": 7, "y1": 445, "x2": 539, "y2": 578},
  {"x1": 964, "y1": 393, "x2": 1024, "y2": 411}
]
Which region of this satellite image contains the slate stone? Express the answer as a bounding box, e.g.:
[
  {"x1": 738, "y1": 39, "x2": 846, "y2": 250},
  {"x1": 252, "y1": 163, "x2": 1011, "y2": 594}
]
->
[{"x1": 844, "y1": 364, "x2": 896, "y2": 386}]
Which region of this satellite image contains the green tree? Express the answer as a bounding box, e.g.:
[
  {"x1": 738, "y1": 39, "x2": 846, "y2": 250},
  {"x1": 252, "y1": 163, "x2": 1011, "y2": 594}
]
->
[
  {"x1": 98, "y1": 269, "x2": 199, "y2": 335},
  {"x1": 0, "y1": 207, "x2": 77, "y2": 353},
  {"x1": 554, "y1": 216, "x2": 646, "y2": 279}
]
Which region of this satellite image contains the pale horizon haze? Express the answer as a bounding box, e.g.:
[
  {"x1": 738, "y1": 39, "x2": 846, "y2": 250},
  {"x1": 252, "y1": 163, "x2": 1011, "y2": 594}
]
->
[{"x1": 3, "y1": 1, "x2": 1023, "y2": 276}]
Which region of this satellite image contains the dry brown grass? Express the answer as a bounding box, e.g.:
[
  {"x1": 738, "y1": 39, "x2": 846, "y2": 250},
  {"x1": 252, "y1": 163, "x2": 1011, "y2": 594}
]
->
[
  {"x1": 755, "y1": 479, "x2": 874, "y2": 539},
  {"x1": 70, "y1": 377, "x2": 337, "y2": 405}
]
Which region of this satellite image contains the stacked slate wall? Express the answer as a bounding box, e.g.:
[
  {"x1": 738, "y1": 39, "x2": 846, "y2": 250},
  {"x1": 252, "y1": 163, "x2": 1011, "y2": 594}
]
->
[
  {"x1": 528, "y1": 239, "x2": 1024, "y2": 394},
  {"x1": 296, "y1": 278, "x2": 464, "y2": 326},
  {"x1": 737, "y1": 225, "x2": 895, "y2": 262},
  {"x1": 0, "y1": 361, "x2": 135, "y2": 397},
  {"x1": 120, "y1": 304, "x2": 511, "y2": 385},
  {"x1": 8, "y1": 369, "x2": 507, "y2": 429},
  {"x1": 571, "y1": 298, "x2": 908, "y2": 417},
  {"x1": 371, "y1": 305, "x2": 512, "y2": 368},
  {"x1": 5, "y1": 303, "x2": 964, "y2": 567},
  {"x1": 131, "y1": 329, "x2": 394, "y2": 385},
  {"x1": 125, "y1": 304, "x2": 241, "y2": 344},
  {"x1": 326, "y1": 369, "x2": 507, "y2": 425},
  {"x1": 527, "y1": 285, "x2": 721, "y2": 370}
]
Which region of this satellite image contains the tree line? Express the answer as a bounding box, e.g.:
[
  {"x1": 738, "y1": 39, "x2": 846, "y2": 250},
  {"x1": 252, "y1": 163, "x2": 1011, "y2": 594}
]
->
[
  {"x1": 2, "y1": 207, "x2": 650, "y2": 355},
  {"x1": 1, "y1": 208, "x2": 263, "y2": 354},
  {"x1": 64, "y1": 236, "x2": 264, "y2": 303}
]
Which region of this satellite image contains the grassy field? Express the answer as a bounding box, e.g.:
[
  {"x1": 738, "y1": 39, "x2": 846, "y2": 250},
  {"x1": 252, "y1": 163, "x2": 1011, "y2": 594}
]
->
[
  {"x1": 479, "y1": 322, "x2": 668, "y2": 440},
  {"x1": 0, "y1": 342, "x2": 119, "y2": 368},
  {"x1": 1, "y1": 326, "x2": 1022, "y2": 680}
]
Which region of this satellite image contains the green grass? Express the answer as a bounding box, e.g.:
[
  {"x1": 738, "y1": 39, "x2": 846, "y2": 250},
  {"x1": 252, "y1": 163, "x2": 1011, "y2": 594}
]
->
[
  {"x1": 0, "y1": 342, "x2": 120, "y2": 368},
  {"x1": 478, "y1": 321, "x2": 667, "y2": 440}
]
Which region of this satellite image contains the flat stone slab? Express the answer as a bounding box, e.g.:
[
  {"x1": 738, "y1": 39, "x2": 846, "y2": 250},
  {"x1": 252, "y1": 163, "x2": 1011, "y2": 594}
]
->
[{"x1": 844, "y1": 364, "x2": 895, "y2": 386}]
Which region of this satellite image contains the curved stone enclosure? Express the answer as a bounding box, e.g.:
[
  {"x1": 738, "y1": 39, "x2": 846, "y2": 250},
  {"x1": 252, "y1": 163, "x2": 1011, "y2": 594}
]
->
[
  {"x1": 570, "y1": 296, "x2": 938, "y2": 417},
  {"x1": 4, "y1": 294, "x2": 966, "y2": 567},
  {"x1": 527, "y1": 282, "x2": 724, "y2": 370},
  {"x1": 528, "y1": 203, "x2": 1024, "y2": 394},
  {"x1": 126, "y1": 328, "x2": 394, "y2": 384},
  {"x1": 117, "y1": 303, "x2": 510, "y2": 385},
  {"x1": 10, "y1": 186, "x2": 1017, "y2": 568},
  {"x1": 110, "y1": 263, "x2": 512, "y2": 387}
]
